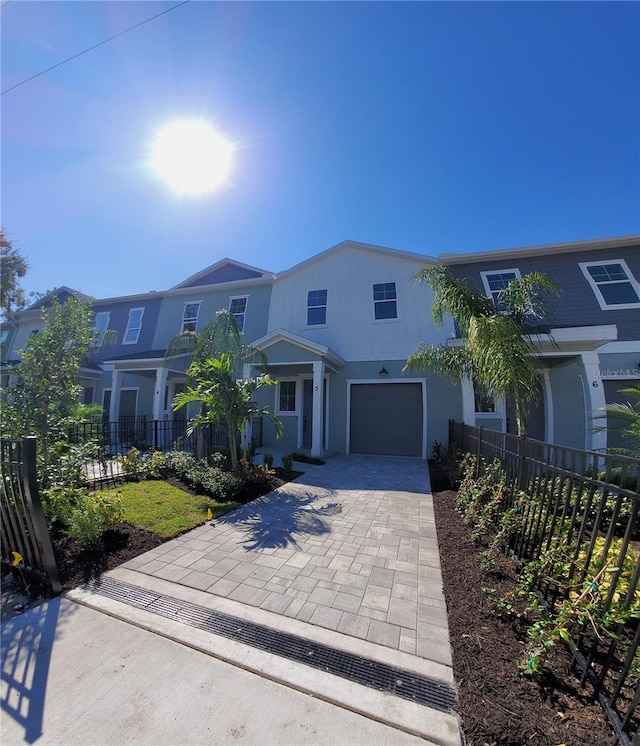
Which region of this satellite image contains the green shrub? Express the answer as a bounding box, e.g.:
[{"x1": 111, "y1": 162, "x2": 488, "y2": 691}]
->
[
  {"x1": 282, "y1": 453, "x2": 294, "y2": 471},
  {"x1": 291, "y1": 452, "x2": 324, "y2": 465},
  {"x1": 42, "y1": 486, "x2": 86, "y2": 526},
  {"x1": 140, "y1": 449, "x2": 167, "y2": 479},
  {"x1": 118, "y1": 447, "x2": 141, "y2": 477},
  {"x1": 263, "y1": 453, "x2": 274, "y2": 470},
  {"x1": 67, "y1": 491, "x2": 124, "y2": 549}
]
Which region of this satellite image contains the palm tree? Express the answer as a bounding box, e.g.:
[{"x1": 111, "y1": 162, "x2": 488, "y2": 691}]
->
[
  {"x1": 593, "y1": 385, "x2": 640, "y2": 457},
  {"x1": 166, "y1": 309, "x2": 268, "y2": 458},
  {"x1": 173, "y1": 353, "x2": 282, "y2": 472},
  {"x1": 404, "y1": 265, "x2": 559, "y2": 435}
]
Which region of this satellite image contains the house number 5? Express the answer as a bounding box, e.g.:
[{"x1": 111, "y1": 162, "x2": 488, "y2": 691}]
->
[{"x1": 315, "y1": 385, "x2": 319, "y2": 391}]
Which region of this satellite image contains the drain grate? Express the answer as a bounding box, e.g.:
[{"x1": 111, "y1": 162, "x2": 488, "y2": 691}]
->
[{"x1": 88, "y1": 576, "x2": 456, "y2": 713}]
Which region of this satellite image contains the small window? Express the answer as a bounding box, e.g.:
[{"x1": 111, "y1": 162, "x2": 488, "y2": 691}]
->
[
  {"x1": 83, "y1": 386, "x2": 95, "y2": 405},
  {"x1": 229, "y1": 296, "x2": 248, "y2": 332},
  {"x1": 373, "y1": 282, "x2": 397, "y2": 320},
  {"x1": 579, "y1": 260, "x2": 640, "y2": 309},
  {"x1": 182, "y1": 302, "x2": 201, "y2": 332},
  {"x1": 307, "y1": 289, "x2": 327, "y2": 325},
  {"x1": 92, "y1": 311, "x2": 110, "y2": 346},
  {"x1": 29, "y1": 329, "x2": 40, "y2": 338},
  {"x1": 278, "y1": 380, "x2": 296, "y2": 412},
  {"x1": 0, "y1": 329, "x2": 10, "y2": 348},
  {"x1": 480, "y1": 269, "x2": 521, "y2": 310},
  {"x1": 474, "y1": 381, "x2": 495, "y2": 413},
  {"x1": 123, "y1": 307, "x2": 145, "y2": 344}
]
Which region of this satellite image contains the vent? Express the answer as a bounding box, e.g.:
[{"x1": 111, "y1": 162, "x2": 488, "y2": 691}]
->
[{"x1": 89, "y1": 576, "x2": 456, "y2": 713}]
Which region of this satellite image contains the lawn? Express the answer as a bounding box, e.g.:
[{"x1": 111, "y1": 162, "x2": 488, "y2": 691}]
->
[{"x1": 100, "y1": 480, "x2": 240, "y2": 538}]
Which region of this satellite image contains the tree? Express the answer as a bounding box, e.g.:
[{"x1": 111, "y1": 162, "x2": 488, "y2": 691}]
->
[
  {"x1": 593, "y1": 385, "x2": 640, "y2": 457},
  {"x1": 166, "y1": 308, "x2": 267, "y2": 458},
  {"x1": 1, "y1": 231, "x2": 29, "y2": 317},
  {"x1": 1, "y1": 296, "x2": 96, "y2": 481},
  {"x1": 173, "y1": 353, "x2": 282, "y2": 472},
  {"x1": 404, "y1": 265, "x2": 559, "y2": 435}
]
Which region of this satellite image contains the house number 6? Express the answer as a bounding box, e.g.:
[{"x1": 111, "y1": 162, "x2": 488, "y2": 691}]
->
[{"x1": 592, "y1": 380, "x2": 599, "y2": 388}]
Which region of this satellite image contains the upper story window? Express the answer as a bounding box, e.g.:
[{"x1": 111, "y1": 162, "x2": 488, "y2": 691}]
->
[
  {"x1": 307, "y1": 289, "x2": 327, "y2": 326},
  {"x1": 182, "y1": 302, "x2": 201, "y2": 333},
  {"x1": 229, "y1": 296, "x2": 248, "y2": 332},
  {"x1": 0, "y1": 329, "x2": 10, "y2": 349},
  {"x1": 480, "y1": 269, "x2": 521, "y2": 311},
  {"x1": 278, "y1": 380, "x2": 297, "y2": 413},
  {"x1": 579, "y1": 260, "x2": 640, "y2": 309},
  {"x1": 92, "y1": 312, "x2": 110, "y2": 346},
  {"x1": 373, "y1": 282, "x2": 397, "y2": 320},
  {"x1": 123, "y1": 307, "x2": 145, "y2": 344}
]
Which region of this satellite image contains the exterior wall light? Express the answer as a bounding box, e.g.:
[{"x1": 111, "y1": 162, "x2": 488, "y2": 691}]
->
[{"x1": 379, "y1": 366, "x2": 389, "y2": 377}]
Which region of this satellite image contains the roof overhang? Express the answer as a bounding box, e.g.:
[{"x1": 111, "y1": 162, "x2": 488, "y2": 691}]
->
[
  {"x1": 252, "y1": 328, "x2": 346, "y2": 369},
  {"x1": 446, "y1": 325, "x2": 618, "y2": 354}
]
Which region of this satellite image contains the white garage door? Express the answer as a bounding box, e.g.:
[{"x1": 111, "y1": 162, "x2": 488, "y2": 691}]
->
[{"x1": 349, "y1": 383, "x2": 423, "y2": 457}]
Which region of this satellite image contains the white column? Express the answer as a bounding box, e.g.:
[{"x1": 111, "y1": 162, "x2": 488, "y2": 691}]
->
[
  {"x1": 241, "y1": 363, "x2": 253, "y2": 452},
  {"x1": 311, "y1": 361, "x2": 325, "y2": 458},
  {"x1": 461, "y1": 377, "x2": 475, "y2": 427},
  {"x1": 152, "y1": 367, "x2": 168, "y2": 420},
  {"x1": 109, "y1": 369, "x2": 122, "y2": 422},
  {"x1": 581, "y1": 352, "x2": 607, "y2": 451}
]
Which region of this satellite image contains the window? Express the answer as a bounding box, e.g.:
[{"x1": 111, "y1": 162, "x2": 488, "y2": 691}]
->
[
  {"x1": 278, "y1": 380, "x2": 296, "y2": 412},
  {"x1": 229, "y1": 296, "x2": 248, "y2": 332},
  {"x1": 182, "y1": 302, "x2": 200, "y2": 332},
  {"x1": 92, "y1": 311, "x2": 110, "y2": 346},
  {"x1": 473, "y1": 380, "x2": 495, "y2": 413},
  {"x1": 123, "y1": 307, "x2": 144, "y2": 344},
  {"x1": 0, "y1": 329, "x2": 10, "y2": 348},
  {"x1": 307, "y1": 289, "x2": 327, "y2": 325},
  {"x1": 83, "y1": 386, "x2": 94, "y2": 405},
  {"x1": 29, "y1": 329, "x2": 40, "y2": 338},
  {"x1": 480, "y1": 269, "x2": 521, "y2": 310},
  {"x1": 373, "y1": 282, "x2": 397, "y2": 320},
  {"x1": 579, "y1": 260, "x2": 640, "y2": 309}
]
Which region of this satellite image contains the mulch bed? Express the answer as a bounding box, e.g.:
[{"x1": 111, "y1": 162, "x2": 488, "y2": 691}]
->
[{"x1": 433, "y1": 488, "x2": 615, "y2": 746}]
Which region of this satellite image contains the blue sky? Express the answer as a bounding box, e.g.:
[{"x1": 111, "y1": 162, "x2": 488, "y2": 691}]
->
[{"x1": 2, "y1": 1, "x2": 639, "y2": 300}]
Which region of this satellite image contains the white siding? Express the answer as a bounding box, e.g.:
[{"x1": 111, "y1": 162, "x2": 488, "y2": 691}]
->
[{"x1": 268, "y1": 245, "x2": 454, "y2": 362}]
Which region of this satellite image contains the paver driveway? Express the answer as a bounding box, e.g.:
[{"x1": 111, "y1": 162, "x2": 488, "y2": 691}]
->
[{"x1": 120, "y1": 455, "x2": 451, "y2": 665}]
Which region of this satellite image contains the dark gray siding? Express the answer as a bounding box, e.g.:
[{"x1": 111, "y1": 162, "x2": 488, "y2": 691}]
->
[
  {"x1": 90, "y1": 297, "x2": 163, "y2": 364},
  {"x1": 448, "y1": 244, "x2": 640, "y2": 341}
]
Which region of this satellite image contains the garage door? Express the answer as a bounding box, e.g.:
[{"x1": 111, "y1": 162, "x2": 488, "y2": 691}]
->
[{"x1": 349, "y1": 383, "x2": 423, "y2": 457}]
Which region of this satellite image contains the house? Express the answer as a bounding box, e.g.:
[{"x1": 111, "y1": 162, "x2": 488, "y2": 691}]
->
[{"x1": 2, "y1": 235, "x2": 638, "y2": 457}]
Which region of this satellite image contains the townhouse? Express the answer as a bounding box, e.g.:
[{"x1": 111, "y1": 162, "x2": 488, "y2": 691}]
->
[{"x1": 2, "y1": 235, "x2": 638, "y2": 458}]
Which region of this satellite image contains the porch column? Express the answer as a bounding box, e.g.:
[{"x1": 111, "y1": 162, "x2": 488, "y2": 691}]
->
[
  {"x1": 461, "y1": 377, "x2": 475, "y2": 427},
  {"x1": 241, "y1": 363, "x2": 252, "y2": 452},
  {"x1": 311, "y1": 361, "x2": 325, "y2": 458},
  {"x1": 109, "y1": 368, "x2": 122, "y2": 422},
  {"x1": 152, "y1": 366, "x2": 168, "y2": 420},
  {"x1": 581, "y1": 352, "x2": 607, "y2": 452}
]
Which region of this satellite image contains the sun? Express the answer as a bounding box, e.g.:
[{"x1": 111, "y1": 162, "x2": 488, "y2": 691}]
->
[{"x1": 151, "y1": 120, "x2": 234, "y2": 194}]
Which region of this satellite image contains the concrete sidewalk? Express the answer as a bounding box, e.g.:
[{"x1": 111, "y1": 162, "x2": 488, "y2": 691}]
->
[
  {"x1": 2, "y1": 455, "x2": 462, "y2": 746},
  {"x1": 1, "y1": 597, "x2": 431, "y2": 745}
]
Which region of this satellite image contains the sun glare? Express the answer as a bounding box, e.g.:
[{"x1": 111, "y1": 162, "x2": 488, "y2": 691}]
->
[{"x1": 151, "y1": 120, "x2": 234, "y2": 194}]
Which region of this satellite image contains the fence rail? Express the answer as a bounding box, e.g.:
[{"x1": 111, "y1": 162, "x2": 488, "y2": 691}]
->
[
  {"x1": 0, "y1": 437, "x2": 61, "y2": 594},
  {"x1": 67, "y1": 417, "x2": 263, "y2": 488},
  {"x1": 448, "y1": 420, "x2": 639, "y2": 746}
]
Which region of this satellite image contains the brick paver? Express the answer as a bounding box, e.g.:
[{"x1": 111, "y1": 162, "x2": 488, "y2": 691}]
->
[{"x1": 121, "y1": 454, "x2": 451, "y2": 662}]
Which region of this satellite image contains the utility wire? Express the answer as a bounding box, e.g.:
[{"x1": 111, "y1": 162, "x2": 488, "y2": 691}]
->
[{"x1": 1, "y1": 0, "x2": 190, "y2": 96}]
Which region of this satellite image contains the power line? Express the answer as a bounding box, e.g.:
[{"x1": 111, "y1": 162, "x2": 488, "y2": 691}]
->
[{"x1": 1, "y1": 0, "x2": 190, "y2": 96}]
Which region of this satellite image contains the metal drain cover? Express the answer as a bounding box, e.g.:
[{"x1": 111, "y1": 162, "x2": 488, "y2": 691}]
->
[{"x1": 88, "y1": 576, "x2": 456, "y2": 713}]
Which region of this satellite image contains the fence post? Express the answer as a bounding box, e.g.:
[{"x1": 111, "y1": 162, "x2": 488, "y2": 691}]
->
[
  {"x1": 476, "y1": 426, "x2": 484, "y2": 476},
  {"x1": 21, "y1": 437, "x2": 61, "y2": 594},
  {"x1": 517, "y1": 434, "x2": 529, "y2": 491},
  {"x1": 153, "y1": 420, "x2": 158, "y2": 450}
]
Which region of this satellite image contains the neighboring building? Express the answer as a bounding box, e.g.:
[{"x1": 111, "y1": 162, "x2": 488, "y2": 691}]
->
[
  {"x1": 2, "y1": 236, "x2": 638, "y2": 457},
  {"x1": 441, "y1": 234, "x2": 640, "y2": 452}
]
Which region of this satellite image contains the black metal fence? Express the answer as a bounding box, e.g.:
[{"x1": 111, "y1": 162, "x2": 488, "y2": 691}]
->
[
  {"x1": 449, "y1": 420, "x2": 639, "y2": 746},
  {"x1": 0, "y1": 437, "x2": 61, "y2": 593},
  {"x1": 68, "y1": 417, "x2": 263, "y2": 488}
]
